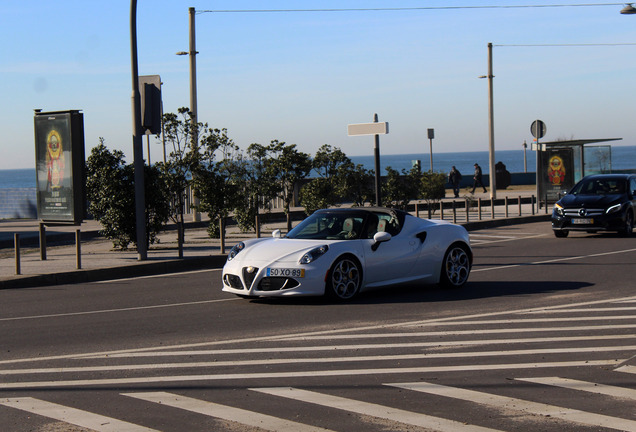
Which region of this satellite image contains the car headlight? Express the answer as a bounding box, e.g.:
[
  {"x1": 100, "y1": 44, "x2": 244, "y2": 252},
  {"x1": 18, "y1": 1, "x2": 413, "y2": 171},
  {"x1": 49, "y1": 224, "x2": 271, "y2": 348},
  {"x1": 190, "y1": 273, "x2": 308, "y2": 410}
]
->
[
  {"x1": 553, "y1": 203, "x2": 564, "y2": 216},
  {"x1": 606, "y1": 204, "x2": 622, "y2": 214},
  {"x1": 299, "y1": 245, "x2": 329, "y2": 264},
  {"x1": 227, "y1": 242, "x2": 245, "y2": 261}
]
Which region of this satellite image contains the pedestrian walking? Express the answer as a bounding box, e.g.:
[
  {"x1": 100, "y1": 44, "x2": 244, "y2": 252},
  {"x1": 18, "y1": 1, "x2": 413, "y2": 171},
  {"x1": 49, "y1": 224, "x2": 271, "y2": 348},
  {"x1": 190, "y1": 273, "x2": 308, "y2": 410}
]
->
[
  {"x1": 448, "y1": 166, "x2": 462, "y2": 198},
  {"x1": 471, "y1": 163, "x2": 487, "y2": 194}
]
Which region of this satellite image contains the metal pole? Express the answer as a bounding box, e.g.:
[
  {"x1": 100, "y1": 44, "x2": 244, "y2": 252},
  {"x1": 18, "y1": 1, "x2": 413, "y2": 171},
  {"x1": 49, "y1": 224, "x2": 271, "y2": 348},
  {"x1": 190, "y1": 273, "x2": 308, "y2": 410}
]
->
[
  {"x1": 14, "y1": 233, "x2": 20, "y2": 275},
  {"x1": 429, "y1": 138, "x2": 433, "y2": 172},
  {"x1": 39, "y1": 222, "x2": 46, "y2": 261},
  {"x1": 75, "y1": 229, "x2": 81, "y2": 270},
  {"x1": 373, "y1": 113, "x2": 382, "y2": 207},
  {"x1": 486, "y1": 43, "x2": 497, "y2": 200},
  {"x1": 130, "y1": 0, "x2": 147, "y2": 260},
  {"x1": 189, "y1": 7, "x2": 201, "y2": 223}
]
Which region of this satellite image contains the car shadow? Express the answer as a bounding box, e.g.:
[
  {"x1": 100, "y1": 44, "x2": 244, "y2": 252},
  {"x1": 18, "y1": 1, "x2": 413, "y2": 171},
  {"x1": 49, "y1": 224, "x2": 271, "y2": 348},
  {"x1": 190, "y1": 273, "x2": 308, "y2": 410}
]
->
[{"x1": 247, "y1": 280, "x2": 592, "y2": 306}]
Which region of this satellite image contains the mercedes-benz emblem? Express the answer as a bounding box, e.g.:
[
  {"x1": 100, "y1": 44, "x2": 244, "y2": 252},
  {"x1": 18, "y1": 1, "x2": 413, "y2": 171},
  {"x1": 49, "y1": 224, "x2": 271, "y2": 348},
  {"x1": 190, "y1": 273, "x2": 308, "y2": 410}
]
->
[{"x1": 578, "y1": 208, "x2": 587, "y2": 217}]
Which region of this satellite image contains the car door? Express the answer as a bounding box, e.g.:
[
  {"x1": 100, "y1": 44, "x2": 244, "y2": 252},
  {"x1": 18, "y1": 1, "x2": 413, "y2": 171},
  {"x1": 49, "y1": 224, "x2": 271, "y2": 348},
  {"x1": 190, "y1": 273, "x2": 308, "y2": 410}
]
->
[{"x1": 362, "y1": 213, "x2": 419, "y2": 286}]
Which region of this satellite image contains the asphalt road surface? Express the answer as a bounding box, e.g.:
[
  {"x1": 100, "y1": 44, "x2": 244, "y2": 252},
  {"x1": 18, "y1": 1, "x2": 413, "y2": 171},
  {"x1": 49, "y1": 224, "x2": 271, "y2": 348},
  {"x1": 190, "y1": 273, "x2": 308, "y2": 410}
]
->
[{"x1": 1, "y1": 221, "x2": 635, "y2": 432}]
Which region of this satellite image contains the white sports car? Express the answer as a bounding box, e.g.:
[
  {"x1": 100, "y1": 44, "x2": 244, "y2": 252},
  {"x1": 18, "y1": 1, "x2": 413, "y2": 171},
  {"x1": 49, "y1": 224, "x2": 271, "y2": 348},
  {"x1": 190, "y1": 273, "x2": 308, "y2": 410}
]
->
[{"x1": 222, "y1": 207, "x2": 472, "y2": 301}]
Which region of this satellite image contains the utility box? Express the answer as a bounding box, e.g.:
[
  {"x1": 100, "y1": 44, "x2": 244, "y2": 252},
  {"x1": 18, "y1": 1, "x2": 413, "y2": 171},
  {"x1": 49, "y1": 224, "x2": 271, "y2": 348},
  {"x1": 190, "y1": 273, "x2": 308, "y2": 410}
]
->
[{"x1": 34, "y1": 110, "x2": 85, "y2": 224}]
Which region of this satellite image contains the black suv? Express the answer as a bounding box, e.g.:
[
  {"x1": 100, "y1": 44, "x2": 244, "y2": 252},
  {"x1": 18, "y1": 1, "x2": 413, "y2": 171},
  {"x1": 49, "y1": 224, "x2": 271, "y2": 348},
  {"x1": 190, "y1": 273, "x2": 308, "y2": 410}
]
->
[{"x1": 551, "y1": 174, "x2": 636, "y2": 238}]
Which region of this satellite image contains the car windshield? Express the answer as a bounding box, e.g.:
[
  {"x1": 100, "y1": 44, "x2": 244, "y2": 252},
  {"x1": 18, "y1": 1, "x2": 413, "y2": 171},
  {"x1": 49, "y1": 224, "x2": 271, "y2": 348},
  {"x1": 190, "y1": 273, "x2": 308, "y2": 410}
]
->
[
  {"x1": 570, "y1": 177, "x2": 626, "y2": 196},
  {"x1": 286, "y1": 210, "x2": 403, "y2": 240},
  {"x1": 286, "y1": 212, "x2": 367, "y2": 240}
]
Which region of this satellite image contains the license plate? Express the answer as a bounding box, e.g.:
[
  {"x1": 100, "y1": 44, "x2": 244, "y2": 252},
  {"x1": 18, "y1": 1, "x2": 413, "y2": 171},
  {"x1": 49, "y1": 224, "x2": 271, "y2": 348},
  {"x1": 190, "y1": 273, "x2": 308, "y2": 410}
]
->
[
  {"x1": 572, "y1": 218, "x2": 593, "y2": 225},
  {"x1": 267, "y1": 268, "x2": 305, "y2": 278}
]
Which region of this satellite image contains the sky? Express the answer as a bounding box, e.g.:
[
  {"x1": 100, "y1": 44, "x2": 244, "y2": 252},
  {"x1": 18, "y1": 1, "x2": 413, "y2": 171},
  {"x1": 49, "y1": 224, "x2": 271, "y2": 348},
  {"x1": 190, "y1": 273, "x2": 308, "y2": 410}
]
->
[{"x1": 2, "y1": 1, "x2": 636, "y2": 170}]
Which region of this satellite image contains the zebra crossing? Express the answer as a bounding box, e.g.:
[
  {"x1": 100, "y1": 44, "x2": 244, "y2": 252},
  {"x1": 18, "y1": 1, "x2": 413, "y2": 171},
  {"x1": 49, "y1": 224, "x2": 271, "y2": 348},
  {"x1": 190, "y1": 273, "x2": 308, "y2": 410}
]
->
[{"x1": 2, "y1": 295, "x2": 636, "y2": 431}]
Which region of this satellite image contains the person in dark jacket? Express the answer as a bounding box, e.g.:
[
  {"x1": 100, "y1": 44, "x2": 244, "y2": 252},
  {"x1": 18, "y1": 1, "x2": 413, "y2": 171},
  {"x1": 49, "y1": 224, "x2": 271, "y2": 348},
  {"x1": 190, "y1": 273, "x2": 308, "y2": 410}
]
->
[
  {"x1": 471, "y1": 163, "x2": 487, "y2": 194},
  {"x1": 448, "y1": 166, "x2": 462, "y2": 198}
]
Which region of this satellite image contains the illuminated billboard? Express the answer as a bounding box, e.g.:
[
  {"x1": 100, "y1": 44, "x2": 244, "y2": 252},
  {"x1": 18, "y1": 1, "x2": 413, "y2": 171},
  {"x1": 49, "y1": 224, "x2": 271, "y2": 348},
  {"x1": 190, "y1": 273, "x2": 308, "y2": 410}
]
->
[{"x1": 34, "y1": 110, "x2": 85, "y2": 224}]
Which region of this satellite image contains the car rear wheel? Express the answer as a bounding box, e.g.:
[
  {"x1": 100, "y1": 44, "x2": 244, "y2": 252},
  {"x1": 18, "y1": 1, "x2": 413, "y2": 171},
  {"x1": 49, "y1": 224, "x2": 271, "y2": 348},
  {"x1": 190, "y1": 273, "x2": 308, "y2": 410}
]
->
[
  {"x1": 326, "y1": 256, "x2": 361, "y2": 301},
  {"x1": 619, "y1": 211, "x2": 634, "y2": 237},
  {"x1": 440, "y1": 243, "x2": 471, "y2": 289},
  {"x1": 554, "y1": 230, "x2": 569, "y2": 238}
]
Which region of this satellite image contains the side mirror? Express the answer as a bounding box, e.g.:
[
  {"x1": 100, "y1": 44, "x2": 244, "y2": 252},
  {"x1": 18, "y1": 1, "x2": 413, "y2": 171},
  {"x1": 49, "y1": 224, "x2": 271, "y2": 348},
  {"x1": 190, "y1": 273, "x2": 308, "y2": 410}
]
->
[
  {"x1": 272, "y1": 229, "x2": 282, "y2": 238},
  {"x1": 371, "y1": 231, "x2": 391, "y2": 251}
]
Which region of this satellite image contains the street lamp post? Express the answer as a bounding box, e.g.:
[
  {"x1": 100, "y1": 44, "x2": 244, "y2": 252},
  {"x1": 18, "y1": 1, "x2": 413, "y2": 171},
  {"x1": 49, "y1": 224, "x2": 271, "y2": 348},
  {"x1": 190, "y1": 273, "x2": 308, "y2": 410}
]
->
[
  {"x1": 129, "y1": 0, "x2": 147, "y2": 261},
  {"x1": 479, "y1": 42, "x2": 497, "y2": 200},
  {"x1": 176, "y1": 7, "x2": 200, "y2": 222}
]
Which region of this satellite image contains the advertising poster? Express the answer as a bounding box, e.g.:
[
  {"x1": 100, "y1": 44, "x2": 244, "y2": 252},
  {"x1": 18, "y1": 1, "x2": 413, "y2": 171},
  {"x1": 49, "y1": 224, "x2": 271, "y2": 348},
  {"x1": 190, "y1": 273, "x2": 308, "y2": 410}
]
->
[
  {"x1": 34, "y1": 111, "x2": 84, "y2": 223},
  {"x1": 540, "y1": 147, "x2": 574, "y2": 201}
]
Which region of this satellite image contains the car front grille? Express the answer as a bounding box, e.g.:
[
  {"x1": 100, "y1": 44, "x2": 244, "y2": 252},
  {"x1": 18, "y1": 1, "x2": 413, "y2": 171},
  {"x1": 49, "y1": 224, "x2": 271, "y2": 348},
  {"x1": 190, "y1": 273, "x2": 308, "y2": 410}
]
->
[
  {"x1": 224, "y1": 274, "x2": 243, "y2": 289},
  {"x1": 242, "y1": 267, "x2": 259, "y2": 289},
  {"x1": 259, "y1": 277, "x2": 300, "y2": 291},
  {"x1": 563, "y1": 208, "x2": 605, "y2": 217}
]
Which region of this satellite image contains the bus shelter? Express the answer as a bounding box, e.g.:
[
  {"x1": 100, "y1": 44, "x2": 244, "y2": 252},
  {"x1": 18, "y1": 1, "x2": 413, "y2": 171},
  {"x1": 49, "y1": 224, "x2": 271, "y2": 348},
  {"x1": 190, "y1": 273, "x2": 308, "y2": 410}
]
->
[{"x1": 536, "y1": 138, "x2": 622, "y2": 206}]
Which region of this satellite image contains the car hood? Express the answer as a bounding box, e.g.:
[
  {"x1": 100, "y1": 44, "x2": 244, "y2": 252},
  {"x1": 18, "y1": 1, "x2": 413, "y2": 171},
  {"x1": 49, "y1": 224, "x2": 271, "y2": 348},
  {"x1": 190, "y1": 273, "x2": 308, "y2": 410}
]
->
[
  {"x1": 559, "y1": 194, "x2": 623, "y2": 208},
  {"x1": 238, "y1": 238, "x2": 336, "y2": 264}
]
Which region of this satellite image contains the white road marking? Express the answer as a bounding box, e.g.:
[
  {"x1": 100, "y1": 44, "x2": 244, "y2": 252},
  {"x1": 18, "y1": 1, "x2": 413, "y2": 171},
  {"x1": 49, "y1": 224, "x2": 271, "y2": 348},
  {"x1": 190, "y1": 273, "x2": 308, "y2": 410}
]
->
[
  {"x1": 287, "y1": 324, "x2": 636, "y2": 340},
  {"x1": 524, "y1": 307, "x2": 636, "y2": 313},
  {"x1": 616, "y1": 365, "x2": 636, "y2": 374},
  {"x1": 83, "y1": 334, "x2": 635, "y2": 359},
  {"x1": 473, "y1": 247, "x2": 636, "y2": 272},
  {"x1": 123, "y1": 392, "x2": 334, "y2": 432},
  {"x1": 96, "y1": 268, "x2": 219, "y2": 283},
  {"x1": 387, "y1": 381, "x2": 636, "y2": 431},
  {"x1": 5, "y1": 345, "x2": 635, "y2": 376},
  {"x1": 0, "y1": 397, "x2": 158, "y2": 432},
  {"x1": 0, "y1": 297, "x2": 237, "y2": 322},
  {"x1": 517, "y1": 377, "x2": 636, "y2": 400},
  {"x1": 252, "y1": 386, "x2": 503, "y2": 432},
  {"x1": 0, "y1": 360, "x2": 621, "y2": 390},
  {"x1": 4, "y1": 295, "x2": 636, "y2": 367}
]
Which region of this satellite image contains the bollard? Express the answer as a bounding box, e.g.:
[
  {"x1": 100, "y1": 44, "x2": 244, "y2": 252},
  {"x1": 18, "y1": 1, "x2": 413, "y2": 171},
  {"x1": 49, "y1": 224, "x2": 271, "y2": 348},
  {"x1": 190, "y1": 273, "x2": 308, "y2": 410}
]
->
[
  {"x1": 452, "y1": 201, "x2": 457, "y2": 224},
  {"x1": 220, "y1": 216, "x2": 226, "y2": 255},
  {"x1": 415, "y1": 203, "x2": 420, "y2": 218},
  {"x1": 178, "y1": 222, "x2": 184, "y2": 259},
  {"x1": 255, "y1": 212, "x2": 261, "y2": 238},
  {"x1": 427, "y1": 203, "x2": 432, "y2": 219},
  {"x1": 39, "y1": 222, "x2": 47, "y2": 261},
  {"x1": 505, "y1": 196, "x2": 509, "y2": 218},
  {"x1": 545, "y1": 193, "x2": 549, "y2": 214},
  {"x1": 518, "y1": 196, "x2": 522, "y2": 216},
  {"x1": 14, "y1": 233, "x2": 20, "y2": 275},
  {"x1": 491, "y1": 199, "x2": 495, "y2": 219},
  {"x1": 440, "y1": 202, "x2": 444, "y2": 221},
  {"x1": 465, "y1": 199, "x2": 470, "y2": 222},
  {"x1": 478, "y1": 198, "x2": 482, "y2": 220},
  {"x1": 532, "y1": 195, "x2": 535, "y2": 215},
  {"x1": 75, "y1": 229, "x2": 81, "y2": 270}
]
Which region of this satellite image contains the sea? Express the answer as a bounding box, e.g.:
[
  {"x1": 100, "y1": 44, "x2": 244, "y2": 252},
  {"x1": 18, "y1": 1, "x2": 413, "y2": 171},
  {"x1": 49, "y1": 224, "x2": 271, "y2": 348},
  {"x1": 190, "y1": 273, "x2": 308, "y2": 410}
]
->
[{"x1": 3, "y1": 145, "x2": 636, "y2": 189}]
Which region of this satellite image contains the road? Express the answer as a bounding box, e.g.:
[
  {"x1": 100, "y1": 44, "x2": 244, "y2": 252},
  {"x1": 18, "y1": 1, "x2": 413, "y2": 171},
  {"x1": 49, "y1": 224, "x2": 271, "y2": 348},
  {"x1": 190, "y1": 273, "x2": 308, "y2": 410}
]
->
[{"x1": 1, "y1": 221, "x2": 635, "y2": 432}]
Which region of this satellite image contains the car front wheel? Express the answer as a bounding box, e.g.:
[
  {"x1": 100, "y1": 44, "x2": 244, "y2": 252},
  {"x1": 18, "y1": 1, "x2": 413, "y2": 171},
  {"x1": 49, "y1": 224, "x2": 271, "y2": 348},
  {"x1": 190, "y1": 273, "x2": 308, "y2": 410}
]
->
[
  {"x1": 619, "y1": 211, "x2": 634, "y2": 237},
  {"x1": 440, "y1": 243, "x2": 471, "y2": 289},
  {"x1": 326, "y1": 256, "x2": 361, "y2": 301}
]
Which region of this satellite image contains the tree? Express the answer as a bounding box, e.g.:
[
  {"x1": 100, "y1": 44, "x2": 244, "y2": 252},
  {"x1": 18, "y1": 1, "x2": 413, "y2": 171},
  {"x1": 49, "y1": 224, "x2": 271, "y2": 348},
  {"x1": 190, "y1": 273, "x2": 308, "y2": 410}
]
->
[
  {"x1": 85, "y1": 138, "x2": 170, "y2": 250},
  {"x1": 342, "y1": 162, "x2": 374, "y2": 207},
  {"x1": 268, "y1": 141, "x2": 311, "y2": 230},
  {"x1": 300, "y1": 144, "x2": 352, "y2": 214},
  {"x1": 192, "y1": 128, "x2": 242, "y2": 238},
  {"x1": 382, "y1": 166, "x2": 422, "y2": 210},
  {"x1": 156, "y1": 108, "x2": 199, "y2": 250},
  {"x1": 420, "y1": 171, "x2": 447, "y2": 212}
]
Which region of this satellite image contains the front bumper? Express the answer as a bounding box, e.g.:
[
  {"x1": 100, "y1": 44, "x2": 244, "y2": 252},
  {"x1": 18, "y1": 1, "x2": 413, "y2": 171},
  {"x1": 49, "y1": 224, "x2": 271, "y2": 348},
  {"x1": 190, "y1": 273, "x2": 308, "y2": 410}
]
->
[
  {"x1": 551, "y1": 209, "x2": 626, "y2": 232},
  {"x1": 221, "y1": 262, "x2": 327, "y2": 297}
]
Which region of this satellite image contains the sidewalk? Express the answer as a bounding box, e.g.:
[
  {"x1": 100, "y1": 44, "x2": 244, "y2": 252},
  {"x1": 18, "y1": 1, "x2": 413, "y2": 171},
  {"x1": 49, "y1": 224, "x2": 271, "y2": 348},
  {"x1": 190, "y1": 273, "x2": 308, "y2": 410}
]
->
[{"x1": 0, "y1": 188, "x2": 551, "y2": 290}]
